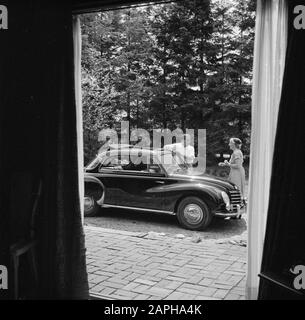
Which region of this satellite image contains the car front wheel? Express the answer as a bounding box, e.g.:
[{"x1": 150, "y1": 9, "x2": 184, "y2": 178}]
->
[
  {"x1": 177, "y1": 197, "x2": 212, "y2": 231},
  {"x1": 84, "y1": 190, "x2": 99, "y2": 217}
]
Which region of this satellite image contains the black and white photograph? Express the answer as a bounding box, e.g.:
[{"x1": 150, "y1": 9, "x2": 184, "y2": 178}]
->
[{"x1": 0, "y1": 0, "x2": 305, "y2": 306}]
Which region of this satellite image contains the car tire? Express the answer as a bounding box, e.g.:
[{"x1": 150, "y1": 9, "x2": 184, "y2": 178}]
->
[
  {"x1": 177, "y1": 196, "x2": 212, "y2": 231},
  {"x1": 84, "y1": 189, "x2": 100, "y2": 217}
]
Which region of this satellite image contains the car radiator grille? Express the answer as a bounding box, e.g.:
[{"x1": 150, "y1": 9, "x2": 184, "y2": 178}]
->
[{"x1": 229, "y1": 190, "x2": 242, "y2": 211}]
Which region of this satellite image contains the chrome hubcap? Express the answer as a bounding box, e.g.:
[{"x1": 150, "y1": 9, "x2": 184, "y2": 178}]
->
[
  {"x1": 183, "y1": 204, "x2": 203, "y2": 225},
  {"x1": 84, "y1": 196, "x2": 94, "y2": 211}
]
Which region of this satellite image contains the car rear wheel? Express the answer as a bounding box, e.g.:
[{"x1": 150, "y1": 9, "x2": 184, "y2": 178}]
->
[
  {"x1": 177, "y1": 197, "x2": 212, "y2": 230},
  {"x1": 84, "y1": 190, "x2": 99, "y2": 217}
]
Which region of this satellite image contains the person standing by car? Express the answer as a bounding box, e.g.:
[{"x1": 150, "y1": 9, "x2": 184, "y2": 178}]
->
[
  {"x1": 164, "y1": 133, "x2": 195, "y2": 166},
  {"x1": 218, "y1": 138, "x2": 246, "y2": 201}
]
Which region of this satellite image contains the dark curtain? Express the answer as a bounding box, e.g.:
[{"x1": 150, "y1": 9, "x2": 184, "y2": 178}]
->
[
  {"x1": 39, "y1": 2, "x2": 89, "y2": 299},
  {"x1": 258, "y1": 0, "x2": 305, "y2": 300},
  {"x1": 0, "y1": 1, "x2": 9, "y2": 300},
  {"x1": 1, "y1": 0, "x2": 88, "y2": 299}
]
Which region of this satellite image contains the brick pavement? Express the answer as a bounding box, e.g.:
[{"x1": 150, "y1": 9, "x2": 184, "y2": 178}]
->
[{"x1": 85, "y1": 226, "x2": 246, "y2": 300}]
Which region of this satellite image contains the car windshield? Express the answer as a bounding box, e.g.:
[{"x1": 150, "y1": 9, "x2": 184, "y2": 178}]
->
[{"x1": 155, "y1": 150, "x2": 190, "y2": 175}]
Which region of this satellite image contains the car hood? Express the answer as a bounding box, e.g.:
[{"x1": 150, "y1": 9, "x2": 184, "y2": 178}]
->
[{"x1": 170, "y1": 171, "x2": 237, "y2": 192}]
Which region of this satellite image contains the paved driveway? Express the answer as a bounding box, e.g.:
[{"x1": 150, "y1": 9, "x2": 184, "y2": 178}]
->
[
  {"x1": 85, "y1": 226, "x2": 246, "y2": 300},
  {"x1": 85, "y1": 207, "x2": 247, "y2": 240}
]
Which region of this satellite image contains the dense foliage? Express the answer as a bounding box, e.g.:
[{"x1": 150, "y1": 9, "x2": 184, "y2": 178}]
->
[{"x1": 81, "y1": 0, "x2": 255, "y2": 166}]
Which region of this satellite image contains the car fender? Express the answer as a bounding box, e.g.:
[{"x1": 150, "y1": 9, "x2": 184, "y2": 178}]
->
[
  {"x1": 84, "y1": 174, "x2": 104, "y2": 204},
  {"x1": 163, "y1": 182, "x2": 222, "y2": 212}
]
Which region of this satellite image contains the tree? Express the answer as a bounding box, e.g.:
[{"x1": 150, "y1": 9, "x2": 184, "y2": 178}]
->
[
  {"x1": 204, "y1": 0, "x2": 255, "y2": 158},
  {"x1": 80, "y1": 0, "x2": 255, "y2": 167}
]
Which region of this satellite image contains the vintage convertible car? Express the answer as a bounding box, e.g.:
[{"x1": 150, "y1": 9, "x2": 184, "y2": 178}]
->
[{"x1": 84, "y1": 145, "x2": 243, "y2": 230}]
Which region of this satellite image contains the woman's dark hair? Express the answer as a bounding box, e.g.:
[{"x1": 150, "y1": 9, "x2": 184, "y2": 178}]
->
[{"x1": 230, "y1": 137, "x2": 242, "y2": 149}]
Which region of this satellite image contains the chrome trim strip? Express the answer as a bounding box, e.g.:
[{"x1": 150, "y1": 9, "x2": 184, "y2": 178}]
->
[
  {"x1": 101, "y1": 204, "x2": 176, "y2": 215},
  {"x1": 97, "y1": 192, "x2": 105, "y2": 206}
]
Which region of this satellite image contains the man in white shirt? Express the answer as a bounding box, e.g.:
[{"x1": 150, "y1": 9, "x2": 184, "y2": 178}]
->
[{"x1": 164, "y1": 133, "x2": 195, "y2": 166}]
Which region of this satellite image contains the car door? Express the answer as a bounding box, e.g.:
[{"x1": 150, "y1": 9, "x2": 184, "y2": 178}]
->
[
  {"x1": 95, "y1": 152, "x2": 127, "y2": 205},
  {"x1": 118, "y1": 171, "x2": 167, "y2": 211}
]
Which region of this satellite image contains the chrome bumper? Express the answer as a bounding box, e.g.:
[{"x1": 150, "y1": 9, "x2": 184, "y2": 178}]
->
[{"x1": 214, "y1": 205, "x2": 242, "y2": 218}]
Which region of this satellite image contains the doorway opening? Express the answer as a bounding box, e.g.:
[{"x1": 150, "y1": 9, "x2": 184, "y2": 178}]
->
[{"x1": 79, "y1": 0, "x2": 255, "y2": 300}]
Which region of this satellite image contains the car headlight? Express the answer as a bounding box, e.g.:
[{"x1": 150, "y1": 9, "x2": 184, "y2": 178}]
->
[{"x1": 221, "y1": 191, "x2": 231, "y2": 210}]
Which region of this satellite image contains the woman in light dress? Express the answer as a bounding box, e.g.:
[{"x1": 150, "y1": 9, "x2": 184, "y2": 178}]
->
[{"x1": 219, "y1": 138, "x2": 246, "y2": 201}]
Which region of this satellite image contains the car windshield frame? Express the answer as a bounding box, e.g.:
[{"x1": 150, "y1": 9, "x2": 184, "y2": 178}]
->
[{"x1": 85, "y1": 155, "x2": 102, "y2": 170}]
